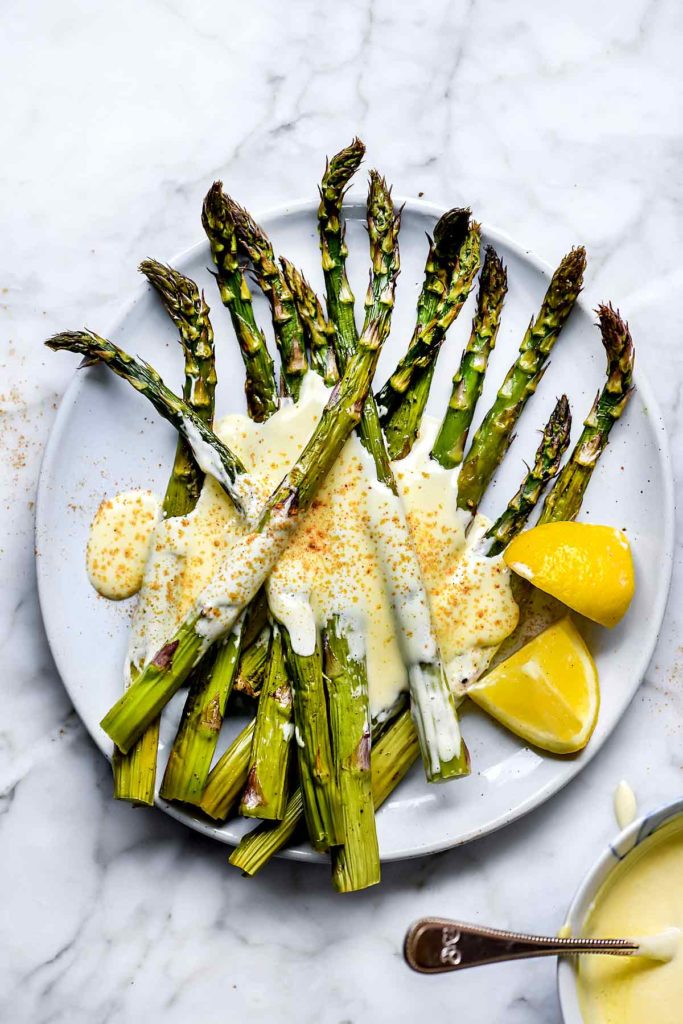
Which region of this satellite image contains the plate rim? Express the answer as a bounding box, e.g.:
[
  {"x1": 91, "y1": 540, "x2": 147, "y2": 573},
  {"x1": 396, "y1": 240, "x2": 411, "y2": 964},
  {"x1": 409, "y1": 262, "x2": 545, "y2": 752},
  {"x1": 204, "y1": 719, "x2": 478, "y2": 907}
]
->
[{"x1": 35, "y1": 195, "x2": 675, "y2": 862}]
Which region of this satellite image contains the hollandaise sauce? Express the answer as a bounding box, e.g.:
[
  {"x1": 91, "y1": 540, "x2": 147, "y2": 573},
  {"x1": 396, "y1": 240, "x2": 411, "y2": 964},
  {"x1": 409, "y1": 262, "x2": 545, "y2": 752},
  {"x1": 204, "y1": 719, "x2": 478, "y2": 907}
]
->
[
  {"x1": 86, "y1": 374, "x2": 519, "y2": 715},
  {"x1": 578, "y1": 817, "x2": 683, "y2": 1024}
]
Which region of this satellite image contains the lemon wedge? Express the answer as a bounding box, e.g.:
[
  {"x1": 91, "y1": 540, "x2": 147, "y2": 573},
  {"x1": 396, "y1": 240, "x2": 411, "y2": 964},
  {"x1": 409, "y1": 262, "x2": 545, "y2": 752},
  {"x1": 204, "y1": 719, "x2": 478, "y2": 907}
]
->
[
  {"x1": 468, "y1": 617, "x2": 599, "y2": 753},
  {"x1": 504, "y1": 522, "x2": 634, "y2": 628}
]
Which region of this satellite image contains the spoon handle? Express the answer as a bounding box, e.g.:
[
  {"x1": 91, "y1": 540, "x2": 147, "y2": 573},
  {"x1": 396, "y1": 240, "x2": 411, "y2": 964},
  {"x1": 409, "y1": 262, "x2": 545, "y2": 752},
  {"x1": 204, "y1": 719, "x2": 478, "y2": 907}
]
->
[{"x1": 404, "y1": 918, "x2": 638, "y2": 973}]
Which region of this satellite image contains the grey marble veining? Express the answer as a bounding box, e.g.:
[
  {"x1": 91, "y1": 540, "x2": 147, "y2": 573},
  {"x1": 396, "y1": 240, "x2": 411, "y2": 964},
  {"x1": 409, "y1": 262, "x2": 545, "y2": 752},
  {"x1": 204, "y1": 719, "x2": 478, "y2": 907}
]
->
[{"x1": 1, "y1": 1, "x2": 682, "y2": 1021}]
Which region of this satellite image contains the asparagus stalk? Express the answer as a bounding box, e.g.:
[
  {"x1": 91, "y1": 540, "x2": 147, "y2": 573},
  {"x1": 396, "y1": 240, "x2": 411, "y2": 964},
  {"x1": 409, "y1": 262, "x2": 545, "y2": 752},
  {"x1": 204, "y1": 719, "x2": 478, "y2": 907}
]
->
[
  {"x1": 222, "y1": 193, "x2": 308, "y2": 400},
  {"x1": 318, "y1": 140, "x2": 394, "y2": 488},
  {"x1": 319, "y1": 155, "x2": 468, "y2": 784},
  {"x1": 485, "y1": 395, "x2": 571, "y2": 556},
  {"x1": 230, "y1": 789, "x2": 304, "y2": 873},
  {"x1": 233, "y1": 624, "x2": 270, "y2": 698},
  {"x1": 538, "y1": 305, "x2": 634, "y2": 524},
  {"x1": 324, "y1": 616, "x2": 379, "y2": 892},
  {"x1": 318, "y1": 138, "x2": 366, "y2": 348},
  {"x1": 159, "y1": 616, "x2": 244, "y2": 804},
  {"x1": 280, "y1": 258, "x2": 339, "y2": 386},
  {"x1": 139, "y1": 259, "x2": 217, "y2": 426},
  {"x1": 229, "y1": 707, "x2": 419, "y2": 876},
  {"x1": 379, "y1": 219, "x2": 482, "y2": 460},
  {"x1": 49, "y1": 219, "x2": 400, "y2": 755},
  {"x1": 431, "y1": 246, "x2": 508, "y2": 469},
  {"x1": 46, "y1": 331, "x2": 263, "y2": 518},
  {"x1": 198, "y1": 720, "x2": 256, "y2": 820},
  {"x1": 282, "y1": 629, "x2": 342, "y2": 849},
  {"x1": 371, "y1": 205, "x2": 470, "y2": 428},
  {"x1": 331, "y1": 707, "x2": 420, "y2": 889},
  {"x1": 202, "y1": 183, "x2": 278, "y2": 421},
  {"x1": 456, "y1": 247, "x2": 586, "y2": 512},
  {"x1": 240, "y1": 623, "x2": 294, "y2": 820},
  {"x1": 113, "y1": 262, "x2": 217, "y2": 804}
]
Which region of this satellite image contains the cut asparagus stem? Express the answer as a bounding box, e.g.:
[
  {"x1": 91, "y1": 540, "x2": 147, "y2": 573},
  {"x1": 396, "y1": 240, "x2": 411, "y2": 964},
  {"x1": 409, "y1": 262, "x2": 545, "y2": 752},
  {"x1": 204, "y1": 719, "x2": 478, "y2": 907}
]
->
[
  {"x1": 280, "y1": 258, "x2": 339, "y2": 386},
  {"x1": 319, "y1": 154, "x2": 468, "y2": 784},
  {"x1": 281, "y1": 628, "x2": 342, "y2": 849},
  {"x1": 368, "y1": 707, "x2": 420, "y2": 808},
  {"x1": 159, "y1": 617, "x2": 244, "y2": 805},
  {"x1": 111, "y1": 667, "x2": 159, "y2": 805},
  {"x1": 331, "y1": 707, "x2": 420, "y2": 888},
  {"x1": 324, "y1": 615, "x2": 379, "y2": 892},
  {"x1": 222, "y1": 193, "x2": 308, "y2": 400},
  {"x1": 49, "y1": 222, "x2": 400, "y2": 755},
  {"x1": 113, "y1": 262, "x2": 217, "y2": 805},
  {"x1": 230, "y1": 790, "x2": 305, "y2": 874},
  {"x1": 46, "y1": 331, "x2": 261, "y2": 518},
  {"x1": 202, "y1": 183, "x2": 278, "y2": 421},
  {"x1": 229, "y1": 707, "x2": 419, "y2": 876},
  {"x1": 538, "y1": 305, "x2": 634, "y2": 524},
  {"x1": 234, "y1": 624, "x2": 271, "y2": 698},
  {"x1": 457, "y1": 247, "x2": 586, "y2": 512},
  {"x1": 240, "y1": 623, "x2": 294, "y2": 821},
  {"x1": 486, "y1": 395, "x2": 572, "y2": 556},
  {"x1": 380, "y1": 219, "x2": 482, "y2": 460},
  {"x1": 431, "y1": 246, "x2": 508, "y2": 469},
  {"x1": 198, "y1": 720, "x2": 256, "y2": 821}
]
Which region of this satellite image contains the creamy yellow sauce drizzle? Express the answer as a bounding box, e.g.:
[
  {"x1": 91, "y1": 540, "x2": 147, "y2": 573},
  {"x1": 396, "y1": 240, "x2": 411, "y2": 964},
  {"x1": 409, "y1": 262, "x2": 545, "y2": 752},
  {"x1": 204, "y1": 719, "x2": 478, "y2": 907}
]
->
[
  {"x1": 614, "y1": 780, "x2": 638, "y2": 830},
  {"x1": 86, "y1": 374, "x2": 518, "y2": 714},
  {"x1": 578, "y1": 818, "x2": 683, "y2": 1024},
  {"x1": 395, "y1": 421, "x2": 519, "y2": 692},
  {"x1": 86, "y1": 489, "x2": 160, "y2": 599}
]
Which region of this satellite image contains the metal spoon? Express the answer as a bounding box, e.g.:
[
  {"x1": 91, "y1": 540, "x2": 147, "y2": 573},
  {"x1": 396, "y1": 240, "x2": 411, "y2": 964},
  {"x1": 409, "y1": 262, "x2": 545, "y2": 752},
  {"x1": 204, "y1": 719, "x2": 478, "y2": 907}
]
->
[{"x1": 404, "y1": 918, "x2": 642, "y2": 973}]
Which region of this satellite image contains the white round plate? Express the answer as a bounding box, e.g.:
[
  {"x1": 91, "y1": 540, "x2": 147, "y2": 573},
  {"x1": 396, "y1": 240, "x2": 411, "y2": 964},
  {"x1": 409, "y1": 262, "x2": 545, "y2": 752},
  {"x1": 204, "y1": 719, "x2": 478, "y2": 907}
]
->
[{"x1": 36, "y1": 197, "x2": 674, "y2": 862}]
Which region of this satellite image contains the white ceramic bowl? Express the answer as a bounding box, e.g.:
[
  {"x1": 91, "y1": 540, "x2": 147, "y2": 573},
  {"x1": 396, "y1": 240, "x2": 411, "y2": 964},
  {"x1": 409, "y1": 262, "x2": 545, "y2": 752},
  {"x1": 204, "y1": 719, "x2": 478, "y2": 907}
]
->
[{"x1": 557, "y1": 797, "x2": 683, "y2": 1023}]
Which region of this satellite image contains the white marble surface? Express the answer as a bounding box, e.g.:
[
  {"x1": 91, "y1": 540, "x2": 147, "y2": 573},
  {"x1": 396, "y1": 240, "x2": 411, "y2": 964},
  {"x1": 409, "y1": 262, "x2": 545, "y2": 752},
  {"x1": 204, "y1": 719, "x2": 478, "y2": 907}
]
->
[{"x1": 1, "y1": 1, "x2": 682, "y2": 1021}]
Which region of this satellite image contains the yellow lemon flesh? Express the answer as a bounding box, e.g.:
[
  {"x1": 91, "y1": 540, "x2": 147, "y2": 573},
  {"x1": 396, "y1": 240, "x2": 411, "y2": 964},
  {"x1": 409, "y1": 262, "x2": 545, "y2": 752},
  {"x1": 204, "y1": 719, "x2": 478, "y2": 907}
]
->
[
  {"x1": 504, "y1": 522, "x2": 634, "y2": 628},
  {"x1": 468, "y1": 617, "x2": 599, "y2": 754}
]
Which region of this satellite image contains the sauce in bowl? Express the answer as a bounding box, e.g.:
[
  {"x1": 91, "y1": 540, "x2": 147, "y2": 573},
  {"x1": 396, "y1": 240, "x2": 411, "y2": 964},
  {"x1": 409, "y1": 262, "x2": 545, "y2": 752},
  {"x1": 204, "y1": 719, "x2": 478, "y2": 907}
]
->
[{"x1": 577, "y1": 817, "x2": 683, "y2": 1023}]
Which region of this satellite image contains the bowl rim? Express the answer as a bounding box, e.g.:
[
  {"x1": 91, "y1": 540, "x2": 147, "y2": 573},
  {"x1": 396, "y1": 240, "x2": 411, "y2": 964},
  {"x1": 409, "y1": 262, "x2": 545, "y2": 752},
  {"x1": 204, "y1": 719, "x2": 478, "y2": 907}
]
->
[{"x1": 557, "y1": 795, "x2": 683, "y2": 1023}]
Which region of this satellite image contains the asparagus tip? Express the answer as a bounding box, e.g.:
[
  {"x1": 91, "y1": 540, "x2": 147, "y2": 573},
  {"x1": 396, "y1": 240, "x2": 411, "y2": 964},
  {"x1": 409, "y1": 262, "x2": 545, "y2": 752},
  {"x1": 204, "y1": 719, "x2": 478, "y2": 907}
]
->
[
  {"x1": 595, "y1": 302, "x2": 635, "y2": 377},
  {"x1": 478, "y1": 245, "x2": 508, "y2": 306},
  {"x1": 555, "y1": 245, "x2": 587, "y2": 293},
  {"x1": 45, "y1": 329, "x2": 93, "y2": 353},
  {"x1": 203, "y1": 180, "x2": 224, "y2": 209},
  {"x1": 321, "y1": 139, "x2": 367, "y2": 198},
  {"x1": 433, "y1": 207, "x2": 471, "y2": 257},
  {"x1": 553, "y1": 392, "x2": 571, "y2": 429},
  {"x1": 202, "y1": 181, "x2": 230, "y2": 238}
]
